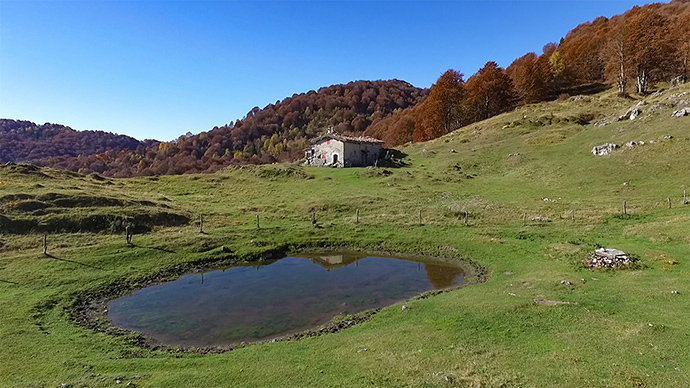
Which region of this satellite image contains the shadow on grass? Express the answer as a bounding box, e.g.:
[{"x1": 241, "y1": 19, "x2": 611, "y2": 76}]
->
[
  {"x1": 563, "y1": 82, "x2": 610, "y2": 96},
  {"x1": 379, "y1": 149, "x2": 409, "y2": 168},
  {"x1": 44, "y1": 254, "x2": 103, "y2": 270}
]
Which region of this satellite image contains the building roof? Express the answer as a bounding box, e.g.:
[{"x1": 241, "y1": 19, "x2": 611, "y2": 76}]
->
[{"x1": 311, "y1": 133, "x2": 384, "y2": 145}]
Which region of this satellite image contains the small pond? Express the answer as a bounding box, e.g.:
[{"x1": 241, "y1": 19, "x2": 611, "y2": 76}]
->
[{"x1": 108, "y1": 252, "x2": 466, "y2": 347}]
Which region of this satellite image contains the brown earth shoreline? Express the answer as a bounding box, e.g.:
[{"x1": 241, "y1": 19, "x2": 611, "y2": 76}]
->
[{"x1": 65, "y1": 244, "x2": 488, "y2": 355}]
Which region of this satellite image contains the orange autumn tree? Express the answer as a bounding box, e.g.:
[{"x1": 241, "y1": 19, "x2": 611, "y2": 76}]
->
[
  {"x1": 364, "y1": 104, "x2": 422, "y2": 147},
  {"x1": 604, "y1": 5, "x2": 675, "y2": 95},
  {"x1": 557, "y1": 16, "x2": 610, "y2": 85},
  {"x1": 506, "y1": 51, "x2": 553, "y2": 104},
  {"x1": 625, "y1": 5, "x2": 673, "y2": 95},
  {"x1": 413, "y1": 69, "x2": 466, "y2": 142},
  {"x1": 669, "y1": 4, "x2": 690, "y2": 83},
  {"x1": 465, "y1": 61, "x2": 516, "y2": 122}
]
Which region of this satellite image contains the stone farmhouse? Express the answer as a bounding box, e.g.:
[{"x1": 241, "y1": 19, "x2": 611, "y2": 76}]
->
[{"x1": 305, "y1": 132, "x2": 384, "y2": 167}]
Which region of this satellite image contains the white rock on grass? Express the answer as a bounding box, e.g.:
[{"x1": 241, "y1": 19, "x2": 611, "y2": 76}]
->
[
  {"x1": 592, "y1": 143, "x2": 618, "y2": 156},
  {"x1": 672, "y1": 107, "x2": 690, "y2": 118},
  {"x1": 619, "y1": 108, "x2": 641, "y2": 121}
]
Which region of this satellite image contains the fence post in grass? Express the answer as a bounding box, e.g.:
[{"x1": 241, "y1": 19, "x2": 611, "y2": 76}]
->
[
  {"x1": 419, "y1": 209, "x2": 422, "y2": 225},
  {"x1": 356, "y1": 209, "x2": 359, "y2": 223},
  {"x1": 522, "y1": 213, "x2": 526, "y2": 225},
  {"x1": 311, "y1": 212, "x2": 316, "y2": 227},
  {"x1": 200, "y1": 215, "x2": 204, "y2": 233},
  {"x1": 571, "y1": 210, "x2": 575, "y2": 221},
  {"x1": 684, "y1": 190, "x2": 688, "y2": 205},
  {"x1": 464, "y1": 211, "x2": 469, "y2": 226},
  {"x1": 256, "y1": 214, "x2": 260, "y2": 229},
  {"x1": 623, "y1": 201, "x2": 627, "y2": 215},
  {"x1": 42, "y1": 234, "x2": 47, "y2": 255},
  {"x1": 125, "y1": 226, "x2": 130, "y2": 245},
  {"x1": 668, "y1": 198, "x2": 672, "y2": 209}
]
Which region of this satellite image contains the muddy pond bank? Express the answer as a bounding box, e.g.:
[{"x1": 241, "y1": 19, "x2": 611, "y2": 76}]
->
[{"x1": 69, "y1": 245, "x2": 487, "y2": 354}]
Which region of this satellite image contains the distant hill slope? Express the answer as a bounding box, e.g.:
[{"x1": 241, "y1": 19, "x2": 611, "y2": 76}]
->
[
  {"x1": 365, "y1": 0, "x2": 690, "y2": 147},
  {"x1": 43, "y1": 79, "x2": 427, "y2": 177},
  {"x1": 0, "y1": 119, "x2": 158, "y2": 163},
  {"x1": 15, "y1": 1, "x2": 690, "y2": 176}
]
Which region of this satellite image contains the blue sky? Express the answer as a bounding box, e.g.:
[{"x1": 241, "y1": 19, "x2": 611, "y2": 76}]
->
[{"x1": 0, "y1": 1, "x2": 656, "y2": 141}]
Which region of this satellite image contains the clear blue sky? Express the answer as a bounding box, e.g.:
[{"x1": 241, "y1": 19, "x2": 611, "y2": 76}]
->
[{"x1": 0, "y1": 1, "x2": 656, "y2": 141}]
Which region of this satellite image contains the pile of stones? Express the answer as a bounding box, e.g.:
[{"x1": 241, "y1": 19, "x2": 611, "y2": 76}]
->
[{"x1": 587, "y1": 248, "x2": 638, "y2": 269}]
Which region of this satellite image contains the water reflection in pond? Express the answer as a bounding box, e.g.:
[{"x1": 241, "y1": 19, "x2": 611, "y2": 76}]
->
[{"x1": 108, "y1": 253, "x2": 465, "y2": 347}]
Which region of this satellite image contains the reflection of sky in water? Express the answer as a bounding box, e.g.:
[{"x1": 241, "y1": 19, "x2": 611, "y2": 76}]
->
[{"x1": 108, "y1": 254, "x2": 464, "y2": 347}]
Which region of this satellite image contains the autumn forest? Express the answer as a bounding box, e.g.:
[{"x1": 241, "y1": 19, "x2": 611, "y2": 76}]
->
[{"x1": 3, "y1": 0, "x2": 689, "y2": 177}]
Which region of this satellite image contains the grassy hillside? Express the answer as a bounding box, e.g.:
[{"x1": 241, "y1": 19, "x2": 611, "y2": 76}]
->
[{"x1": 2, "y1": 83, "x2": 690, "y2": 387}]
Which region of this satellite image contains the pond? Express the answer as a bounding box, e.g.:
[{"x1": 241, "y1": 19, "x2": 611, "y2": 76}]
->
[{"x1": 108, "y1": 252, "x2": 466, "y2": 347}]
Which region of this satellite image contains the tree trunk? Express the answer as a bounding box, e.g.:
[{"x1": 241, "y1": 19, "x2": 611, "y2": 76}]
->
[
  {"x1": 636, "y1": 68, "x2": 648, "y2": 95},
  {"x1": 618, "y1": 74, "x2": 627, "y2": 94},
  {"x1": 616, "y1": 41, "x2": 627, "y2": 94},
  {"x1": 484, "y1": 95, "x2": 491, "y2": 120}
]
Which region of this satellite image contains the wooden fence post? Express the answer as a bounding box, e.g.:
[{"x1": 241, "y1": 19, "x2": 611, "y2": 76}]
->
[
  {"x1": 200, "y1": 215, "x2": 204, "y2": 233},
  {"x1": 356, "y1": 209, "x2": 359, "y2": 223},
  {"x1": 623, "y1": 201, "x2": 627, "y2": 215},
  {"x1": 668, "y1": 198, "x2": 672, "y2": 209},
  {"x1": 522, "y1": 213, "x2": 526, "y2": 225},
  {"x1": 256, "y1": 214, "x2": 260, "y2": 229},
  {"x1": 571, "y1": 210, "x2": 575, "y2": 221},
  {"x1": 684, "y1": 190, "x2": 688, "y2": 205},
  {"x1": 464, "y1": 211, "x2": 469, "y2": 226},
  {"x1": 419, "y1": 210, "x2": 422, "y2": 224},
  {"x1": 43, "y1": 234, "x2": 47, "y2": 255},
  {"x1": 311, "y1": 212, "x2": 316, "y2": 227}
]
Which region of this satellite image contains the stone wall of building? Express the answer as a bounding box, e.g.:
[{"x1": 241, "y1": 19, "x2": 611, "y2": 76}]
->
[
  {"x1": 306, "y1": 139, "x2": 345, "y2": 167},
  {"x1": 343, "y1": 142, "x2": 382, "y2": 167}
]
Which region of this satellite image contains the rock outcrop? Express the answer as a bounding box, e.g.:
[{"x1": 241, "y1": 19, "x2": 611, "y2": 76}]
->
[
  {"x1": 619, "y1": 108, "x2": 641, "y2": 121},
  {"x1": 672, "y1": 107, "x2": 690, "y2": 118},
  {"x1": 592, "y1": 143, "x2": 618, "y2": 156}
]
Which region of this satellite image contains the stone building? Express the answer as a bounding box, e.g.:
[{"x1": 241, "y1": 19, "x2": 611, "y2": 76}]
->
[{"x1": 305, "y1": 133, "x2": 384, "y2": 167}]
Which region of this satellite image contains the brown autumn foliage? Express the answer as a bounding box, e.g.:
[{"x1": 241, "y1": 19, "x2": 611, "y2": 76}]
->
[
  {"x1": 413, "y1": 70, "x2": 466, "y2": 143},
  {"x1": 40, "y1": 80, "x2": 426, "y2": 176},
  {"x1": 0, "y1": 119, "x2": 156, "y2": 163},
  {"x1": 355, "y1": 1, "x2": 690, "y2": 147},
  {"x1": 557, "y1": 16, "x2": 611, "y2": 84},
  {"x1": 7, "y1": 0, "x2": 690, "y2": 175},
  {"x1": 465, "y1": 61, "x2": 516, "y2": 122},
  {"x1": 603, "y1": 5, "x2": 674, "y2": 95},
  {"x1": 669, "y1": 2, "x2": 690, "y2": 83},
  {"x1": 363, "y1": 104, "x2": 421, "y2": 147},
  {"x1": 506, "y1": 51, "x2": 554, "y2": 104}
]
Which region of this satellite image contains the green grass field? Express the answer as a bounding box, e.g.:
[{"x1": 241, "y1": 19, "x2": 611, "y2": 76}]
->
[{"x1": 2, "y1": 84, "x2": 690, "y2": 387}]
